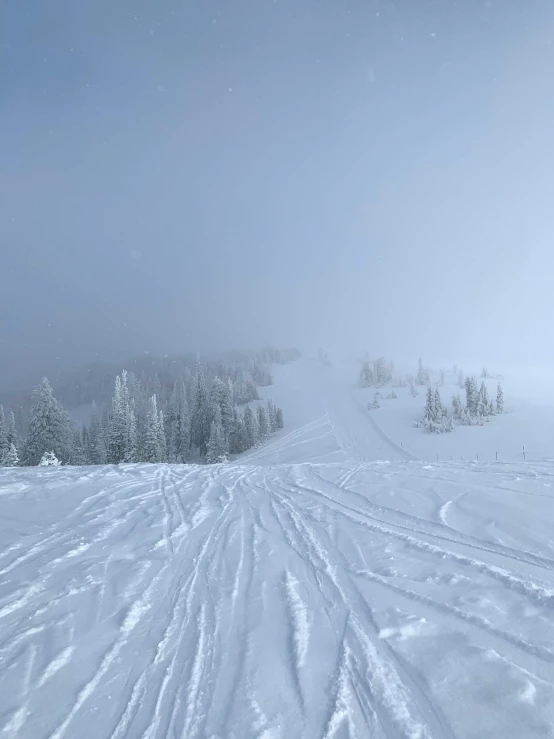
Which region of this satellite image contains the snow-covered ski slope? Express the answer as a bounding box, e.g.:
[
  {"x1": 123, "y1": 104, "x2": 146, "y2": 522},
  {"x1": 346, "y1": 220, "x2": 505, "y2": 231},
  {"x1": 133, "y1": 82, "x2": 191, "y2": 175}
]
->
[{"x1": 3, "y1": 361, "x2": 554, "y2": 738}]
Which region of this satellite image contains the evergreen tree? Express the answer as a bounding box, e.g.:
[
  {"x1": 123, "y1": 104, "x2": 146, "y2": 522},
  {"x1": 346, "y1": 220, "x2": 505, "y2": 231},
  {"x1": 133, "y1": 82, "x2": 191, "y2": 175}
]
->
[
  {"x1": 23, "y1": 378, "x2": 71, "y2": 466},
  {"x1": 69, "y1": 427, "x2": 88, "y2": 465},
  {"x1": 374, "y1": 357, "x2": 392, "y2": 386},
  {"x1": 439, "y1": 369, "x2": 445, "y2": 387},
  {"x1": 0, "y1": 406, "x2": 7, "y2": 461},
  {"x1": 228, "y1": 408, "x2": 245, "y2": 454},
  {"x1": 416, "y1": 358, "x2": 427, "y2": 386},
  {"x1": 465, "y1": 377, "x2": 478, "y2": 416},
  {"x1": 478, "y1": 382, "x2": 490, "y2": 417},
  {"x1": 6, "y1": 411, "x2": 17, "y2": 450},
  {"x1": 452, "y1": 394, "x2": 462, "y2": 421},
  {"x1": 267, "y1": 400, "x2": 277, "y2": 432},
  {"x1": 3, "y1": 443, "x2": 19, "y2": 468},
  {"x1": 496, "y1": 382, "x2": 504, "y2": 414},
  {"x1": 143, "y1": 395, "x2": 162, "y2": 463},
  {"x1": 257, "y1": 405, "x2": 270, "y2": 441},
  {"x1": 206, "y1": 407, "x2": 228, "y2": 463},
  {"x1": 190, "y1": 359, "x2": 211, "y2": 455},
  {"x1": 88, "y1": 404, "x2": 107, "y2": 465},
  {"x1": 243, "y1": 405, "x2": 257, "y2": 448},
  {"x1": 124, "y1": 404, "x2": 138, "y2": 463},
  {"x1": 275, "y1": 407, "x2": 284, "y2": 429},
  {"x1": 458, "y1": 371, "x2": 465, "y2": 389},
  {"x1": 434, "y1": 389, "x2": 445, "y2": 418},
  {"x1": 359, "y1": 360, "x2": 374, "y2": 388},
  {"x1": 422, "y1": 388, "x2": 452, "y2": 433},
  {"x1": 157, "y1": 409, "x2": 168, "y2": 462},
  {"x1": 424, "y1": 387, "x2": 436, "y2": 423},
  {"x1": 107, "y1": 375, "x2": 126, "y2": 463},
  {"x1": 210, "y1": 377, "x2": 234, "y2": 439},
  {"x1": 167, "y1": 379, "x2": 189, "y2": 462}
]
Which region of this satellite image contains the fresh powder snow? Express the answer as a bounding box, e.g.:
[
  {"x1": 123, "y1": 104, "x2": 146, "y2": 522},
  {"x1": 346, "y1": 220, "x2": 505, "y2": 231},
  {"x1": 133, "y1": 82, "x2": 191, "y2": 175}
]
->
[{"x1": 2, "y1": 358, "x2": 554, "y2": 737}]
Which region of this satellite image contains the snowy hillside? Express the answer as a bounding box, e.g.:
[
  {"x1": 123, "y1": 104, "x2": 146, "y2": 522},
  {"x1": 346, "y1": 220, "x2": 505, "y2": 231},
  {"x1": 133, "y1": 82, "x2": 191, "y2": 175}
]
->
[{"x1": 3, "y1": 359, "x2": 554, "y2": 738}]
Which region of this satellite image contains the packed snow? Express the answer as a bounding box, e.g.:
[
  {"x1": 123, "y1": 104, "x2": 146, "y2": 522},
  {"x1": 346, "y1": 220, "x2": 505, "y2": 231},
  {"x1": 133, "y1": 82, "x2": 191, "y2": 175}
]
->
[{"x1": 2, "y1": 358, "x2": 554, "y2": 738}]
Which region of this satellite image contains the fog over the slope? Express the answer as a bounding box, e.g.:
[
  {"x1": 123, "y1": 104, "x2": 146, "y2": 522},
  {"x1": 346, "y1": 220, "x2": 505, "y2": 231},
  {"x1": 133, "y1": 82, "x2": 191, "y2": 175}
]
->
[{"x1": 2, "y1": 0, "x2": 554, "y2": 387}]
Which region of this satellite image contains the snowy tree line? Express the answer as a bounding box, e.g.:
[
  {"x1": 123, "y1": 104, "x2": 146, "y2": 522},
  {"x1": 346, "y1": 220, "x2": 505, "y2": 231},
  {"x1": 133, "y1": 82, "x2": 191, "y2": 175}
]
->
[
  {"x1": 1, "y1": 347, "x2": 299, "y2": 431},
  {"x1": 0, "y1": 350, "x2": 293, "y2": 467}
]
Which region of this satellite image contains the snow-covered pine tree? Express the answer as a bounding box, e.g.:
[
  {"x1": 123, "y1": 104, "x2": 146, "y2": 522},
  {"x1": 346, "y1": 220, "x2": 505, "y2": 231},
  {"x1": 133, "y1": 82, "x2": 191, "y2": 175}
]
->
[
  {"x1": 275, "y1": 407, "x2": 284, "y2": 429},
  {"x1": 166, "y1": 379, "x2": 190, "y2": 462},
  {"x1": 6, "y1": 411, "x2": 17, "y2": 450},
  {"x1": 190, "y1": 359, "x2": 211, "y2": 455},
  {"x1": 422, "y1": 388, "x2": 452, "y2": 433},
  {"x1": 359, "y1": 360, "x2": 373, "y2": 388},
  {"x1": 452, "y1": 393, "x2": 462, "y2": 421},
  {"x1": 210, "y1": 377, "x2": 234, "y2": 441},
  {"x1": 243, "y1": 405, "x2": 257, "y2": 449},
  {"x1": 416, "y1": 358, "x2": 426, "y2": 386},
  {"x1": 157, "y1": 409, "x2": 168, "y2": 462},
  {"x1": 410, "y1": 381, "x2": 418, "y2": 397},
  {"x1": 374, "y1": 357, "x2": 392, "y2": 386},
  {"x1": 257, "y1": 405, "x2": 270, "y2": 441},
  {"x1": 496, "y1": 382, "x2": 504, "y2": 414},
  {"x1": 478, "y1": 382, "x2": 490, "y2": 417},
  {"x1": 143, "y1": 395, "x2": 162, "y2": 463},
  {"x1": 424, "y1": 387, "x2": 436, "y2": 424},
  {"x1": 206, "y1": 407, "x2": 228, "y2": 463},
  {"x1": 23, "y1": 378, "x2": 71, "y2": 466},
  {"x1": 124, "y1": 404, "x2": 138, "y2": 463},
  {"x1": 465, "y1": 377, "x2": 478, "y2": 416},
  {"x1": 3, "y1": 443, "x2": 19, "y2": 467},
  {"x1": 371, "y1": 391, "x2": 381, "y2": 409},
  {"x1": 69, "y1": 427, "x2": 88, "y2": 465},
  {"x1": 87, "y1": 404, "x2": 107, "y2": 465},
  {"x1": 267, "y1": 400, "x2": 277, "y2": 432},
  {"x1": 458, "y1": 371, "x2": 465, "y2": 389},
  {"x1": 439, "y1": 369, "x2": 445, "y2": 387},
  {"x1": 245, "y1": 378, "x2": 259, "y2": 403},
  {"x1": 107, "y1": 375, "x2": 126, "y2": 463},
  {"x1": 228, "y1": 407, "x2": 245, "y2": 454},
  {"x1": 0, "y1": 406, "x2": 7, "y2": 462},
  {"x1": 434, "y1": 389, "x2": 445, "y2": 418}
]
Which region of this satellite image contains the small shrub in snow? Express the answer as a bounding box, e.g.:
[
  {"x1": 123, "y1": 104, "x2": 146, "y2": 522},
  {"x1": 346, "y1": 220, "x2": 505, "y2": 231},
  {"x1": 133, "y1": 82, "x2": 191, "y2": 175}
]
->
[
  {"x1": 39, "y1": 451, "x2": 61, "y2": 467},
  {"x1": 387, "y1": 391, "x2": 397, "y2": 400}
]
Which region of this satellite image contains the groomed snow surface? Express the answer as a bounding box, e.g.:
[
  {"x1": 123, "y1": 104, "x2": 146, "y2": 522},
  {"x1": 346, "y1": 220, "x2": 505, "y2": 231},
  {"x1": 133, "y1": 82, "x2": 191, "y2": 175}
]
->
[{"x1": 2, "y1": 360, "x2": 554, "y2": 738}]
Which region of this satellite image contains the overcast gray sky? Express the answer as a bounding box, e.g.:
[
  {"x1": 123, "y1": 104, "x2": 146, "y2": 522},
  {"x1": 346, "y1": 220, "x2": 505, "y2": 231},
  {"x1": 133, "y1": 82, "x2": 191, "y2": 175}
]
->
[{"x1": 2, "y1": 0, "x2": 554, "y2": 385}]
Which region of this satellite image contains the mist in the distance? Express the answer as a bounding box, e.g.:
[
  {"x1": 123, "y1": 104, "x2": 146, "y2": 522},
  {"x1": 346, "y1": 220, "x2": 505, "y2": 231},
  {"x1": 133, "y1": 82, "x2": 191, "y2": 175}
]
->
[{"x1": 2, "y1": 0, "x2": 554, "y2": 387}]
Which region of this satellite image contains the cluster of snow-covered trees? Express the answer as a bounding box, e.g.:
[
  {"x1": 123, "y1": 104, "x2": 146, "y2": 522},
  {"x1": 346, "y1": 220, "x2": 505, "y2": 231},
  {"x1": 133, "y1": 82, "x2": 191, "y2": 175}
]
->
[
  {"x1": 452, "y1": 377, "x2": 503, "y2": 426},
  {"x1": 0, "y1": 350, "x2": 291, "y2": 468},
  {"x1": 359, "y1": 357, "x2": 394, "y2": 387},
  {"x1": 418, "y1": 377, "x2": 504, "y2": 434}
]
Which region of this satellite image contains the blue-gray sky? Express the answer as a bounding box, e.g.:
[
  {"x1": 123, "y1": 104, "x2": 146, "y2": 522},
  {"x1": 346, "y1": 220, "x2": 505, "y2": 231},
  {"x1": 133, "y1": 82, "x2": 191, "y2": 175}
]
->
[{"x1": 2, "y1": 0, "x2": 554, "y2": 385}]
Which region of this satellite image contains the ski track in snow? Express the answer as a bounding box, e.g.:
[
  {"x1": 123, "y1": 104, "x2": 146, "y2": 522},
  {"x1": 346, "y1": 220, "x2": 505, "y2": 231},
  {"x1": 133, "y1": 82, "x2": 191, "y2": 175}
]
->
[{"x1": 4, "y1": 368, "x2": 554, "y2": 737}]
